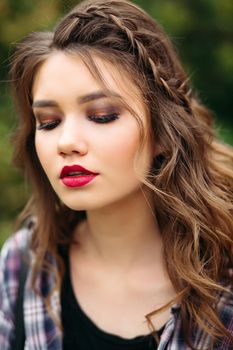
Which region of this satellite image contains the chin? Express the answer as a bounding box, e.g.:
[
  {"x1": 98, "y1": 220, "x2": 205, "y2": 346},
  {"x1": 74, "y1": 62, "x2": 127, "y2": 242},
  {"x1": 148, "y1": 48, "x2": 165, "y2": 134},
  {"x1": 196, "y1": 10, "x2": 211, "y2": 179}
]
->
[
  {"x1": 61, "y1": 199, "x2": 102, "y2": 211},
  {"x1": 62, "y1": 202, "x2": 89, "y2": 211}
]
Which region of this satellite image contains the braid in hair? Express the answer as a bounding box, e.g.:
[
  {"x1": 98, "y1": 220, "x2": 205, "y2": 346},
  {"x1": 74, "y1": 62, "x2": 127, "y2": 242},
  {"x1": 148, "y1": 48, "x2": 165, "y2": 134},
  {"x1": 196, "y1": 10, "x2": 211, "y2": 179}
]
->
[{"x1": 54, "y1": 1, "x2": 194, "y2": 115}]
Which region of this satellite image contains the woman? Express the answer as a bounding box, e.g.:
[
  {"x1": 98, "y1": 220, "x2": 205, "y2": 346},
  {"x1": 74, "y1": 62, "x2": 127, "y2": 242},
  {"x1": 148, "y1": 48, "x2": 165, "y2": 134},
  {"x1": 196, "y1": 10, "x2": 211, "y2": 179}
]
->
[{"x1": 0, "y1": 0, "x2": 232, "y2": 349}]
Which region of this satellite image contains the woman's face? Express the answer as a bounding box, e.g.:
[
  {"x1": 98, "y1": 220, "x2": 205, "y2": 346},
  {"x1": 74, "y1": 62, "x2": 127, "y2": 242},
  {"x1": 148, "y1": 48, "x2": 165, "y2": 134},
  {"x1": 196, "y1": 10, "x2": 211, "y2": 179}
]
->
[{"x1": 32, "y1": 52, "x2": 155, "y2": 211}]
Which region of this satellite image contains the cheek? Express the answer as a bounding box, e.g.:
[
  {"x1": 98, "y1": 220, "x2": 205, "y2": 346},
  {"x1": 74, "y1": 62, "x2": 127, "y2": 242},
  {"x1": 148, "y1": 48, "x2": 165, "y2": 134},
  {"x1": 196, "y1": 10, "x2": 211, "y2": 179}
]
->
[
  {"x1": 94, "y1": 118, "x2": 152, "y2": 179},
  {"x1": 97, "y1": 125, "x2": 140, "y2": 169},
  {"x1": 103, "y1": 130, "x2": 153, "y2": 178},
  {"x1": 98, "y1": 131, "x2": 145, "y2": 183}
]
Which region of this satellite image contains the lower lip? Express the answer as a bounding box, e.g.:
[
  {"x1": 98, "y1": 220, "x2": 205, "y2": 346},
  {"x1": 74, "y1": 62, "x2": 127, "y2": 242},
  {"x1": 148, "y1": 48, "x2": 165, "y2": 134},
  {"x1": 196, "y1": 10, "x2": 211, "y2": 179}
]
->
[{"x1": 61, "y1": 175, "x2": 98, "y2": 187}]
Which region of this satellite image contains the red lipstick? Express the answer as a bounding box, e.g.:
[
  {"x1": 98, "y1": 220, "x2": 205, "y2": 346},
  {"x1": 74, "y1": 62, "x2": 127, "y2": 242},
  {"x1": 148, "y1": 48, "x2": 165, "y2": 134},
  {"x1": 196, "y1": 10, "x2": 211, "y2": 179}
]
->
[{"x1": 60, "y1": 165, "x2": 98, "y2": 188}]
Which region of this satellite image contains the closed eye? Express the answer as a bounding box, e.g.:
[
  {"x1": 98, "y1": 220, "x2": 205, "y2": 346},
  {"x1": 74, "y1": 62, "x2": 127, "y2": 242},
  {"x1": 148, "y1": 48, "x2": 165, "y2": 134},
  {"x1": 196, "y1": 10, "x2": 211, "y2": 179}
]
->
[
  {"x1": 37, "y1": 120, "x2": 60, "y2": 130},
  {"x1": 87, "y1": 113, "x2": 119, "y2": 123},
  {"x1": 36, "y1": 113, "x2": 119, "y2": 130}
]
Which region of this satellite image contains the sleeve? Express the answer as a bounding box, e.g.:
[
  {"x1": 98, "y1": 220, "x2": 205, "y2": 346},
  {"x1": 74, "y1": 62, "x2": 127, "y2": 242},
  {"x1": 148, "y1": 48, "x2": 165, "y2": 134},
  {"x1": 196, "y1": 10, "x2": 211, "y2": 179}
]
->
[
  {"x1": 217, "y1": 282, "x2": 233, "y2": 349},
  {"x1": 0, "y1": 228, "x2": 32, "y2": 350}
]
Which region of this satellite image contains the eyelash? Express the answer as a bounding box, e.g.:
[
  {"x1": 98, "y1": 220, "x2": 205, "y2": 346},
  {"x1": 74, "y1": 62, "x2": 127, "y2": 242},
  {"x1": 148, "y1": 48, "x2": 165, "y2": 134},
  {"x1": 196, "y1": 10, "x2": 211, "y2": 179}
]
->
[
  {"x1": 88, "y1": 113, "x2": 119, "y2": 123},
  {"x1": 37, "y1": 113, "x2": 119, "y2": 130}
]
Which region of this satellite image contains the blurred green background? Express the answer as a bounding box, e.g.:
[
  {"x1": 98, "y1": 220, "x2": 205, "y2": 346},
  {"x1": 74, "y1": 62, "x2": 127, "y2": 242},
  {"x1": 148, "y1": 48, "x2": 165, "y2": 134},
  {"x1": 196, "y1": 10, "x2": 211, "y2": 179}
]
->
[{"x1": 0, "y1": 0, "x2": 232, "y2": 247}]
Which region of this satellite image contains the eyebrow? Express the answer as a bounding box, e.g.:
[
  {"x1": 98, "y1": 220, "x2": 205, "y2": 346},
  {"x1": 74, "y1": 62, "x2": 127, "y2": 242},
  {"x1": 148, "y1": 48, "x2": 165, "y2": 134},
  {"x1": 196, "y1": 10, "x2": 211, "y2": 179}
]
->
[{"x1": 32, "y1": 91, "x2": 122, "y2": 109}]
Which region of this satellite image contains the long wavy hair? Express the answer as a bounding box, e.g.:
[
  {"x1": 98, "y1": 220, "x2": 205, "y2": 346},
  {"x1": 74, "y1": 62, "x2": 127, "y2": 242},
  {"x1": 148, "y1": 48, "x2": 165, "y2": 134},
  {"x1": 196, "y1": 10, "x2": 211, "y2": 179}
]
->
[{"x1": 10, "y1": 0, "x2": 233, "y2": 348}]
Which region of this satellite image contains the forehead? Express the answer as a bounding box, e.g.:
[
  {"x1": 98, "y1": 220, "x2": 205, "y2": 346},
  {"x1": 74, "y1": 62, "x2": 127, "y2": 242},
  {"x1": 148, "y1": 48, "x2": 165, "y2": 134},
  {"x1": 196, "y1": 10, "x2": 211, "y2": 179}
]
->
[{"x1": 32, "y1": 51, "x2": 147, "y2": 116}]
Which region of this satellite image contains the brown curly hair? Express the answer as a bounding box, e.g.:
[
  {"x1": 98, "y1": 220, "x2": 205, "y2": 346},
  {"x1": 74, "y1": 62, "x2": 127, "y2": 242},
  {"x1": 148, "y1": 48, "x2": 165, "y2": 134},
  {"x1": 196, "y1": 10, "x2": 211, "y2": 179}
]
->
[{"x1": 10, "y1": 0, "x2": 233, "y2": 348}]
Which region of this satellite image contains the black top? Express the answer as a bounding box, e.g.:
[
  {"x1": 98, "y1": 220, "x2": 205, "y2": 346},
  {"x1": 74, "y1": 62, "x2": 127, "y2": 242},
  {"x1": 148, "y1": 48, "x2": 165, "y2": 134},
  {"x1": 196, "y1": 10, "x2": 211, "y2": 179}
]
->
[{"x1": 61, "y1": 250, "x2": 164, "y2": 349}]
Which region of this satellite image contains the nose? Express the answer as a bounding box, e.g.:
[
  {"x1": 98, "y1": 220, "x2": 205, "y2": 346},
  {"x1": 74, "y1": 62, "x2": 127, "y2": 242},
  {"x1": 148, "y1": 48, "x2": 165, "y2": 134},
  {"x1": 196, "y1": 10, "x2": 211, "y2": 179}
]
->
[{"x1": 57, "y1": 117, "x2": 88, "y2": 156}]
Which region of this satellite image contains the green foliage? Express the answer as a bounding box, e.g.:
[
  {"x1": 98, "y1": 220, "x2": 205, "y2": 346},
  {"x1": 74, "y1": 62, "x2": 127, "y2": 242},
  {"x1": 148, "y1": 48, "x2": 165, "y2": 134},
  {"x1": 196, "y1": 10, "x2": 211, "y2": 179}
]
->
[{"x1": 0, "y1": 0, "x2": 232, "y2": 247}]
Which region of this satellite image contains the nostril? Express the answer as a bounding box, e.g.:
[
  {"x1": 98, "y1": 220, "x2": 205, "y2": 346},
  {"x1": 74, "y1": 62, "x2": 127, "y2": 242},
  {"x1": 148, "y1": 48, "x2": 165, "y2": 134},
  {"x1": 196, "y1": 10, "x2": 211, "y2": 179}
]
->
[{"x1": 57, "y1": 141, "x2": 88, "y2": 156}]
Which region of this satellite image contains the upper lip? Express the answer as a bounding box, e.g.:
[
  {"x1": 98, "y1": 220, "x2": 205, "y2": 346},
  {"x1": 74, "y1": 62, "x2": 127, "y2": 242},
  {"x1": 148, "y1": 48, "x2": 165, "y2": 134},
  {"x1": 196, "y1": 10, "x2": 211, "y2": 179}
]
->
[{"x1": 60, "y1": 165, "x2": 98, "y2": 178}]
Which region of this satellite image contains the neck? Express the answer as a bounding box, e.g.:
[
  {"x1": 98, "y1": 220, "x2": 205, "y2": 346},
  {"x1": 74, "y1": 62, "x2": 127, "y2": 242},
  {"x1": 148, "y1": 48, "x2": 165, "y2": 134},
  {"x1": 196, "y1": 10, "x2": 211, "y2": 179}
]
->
[{"x1": 74, "y1": 187, "x2": 164, "y2": 272}]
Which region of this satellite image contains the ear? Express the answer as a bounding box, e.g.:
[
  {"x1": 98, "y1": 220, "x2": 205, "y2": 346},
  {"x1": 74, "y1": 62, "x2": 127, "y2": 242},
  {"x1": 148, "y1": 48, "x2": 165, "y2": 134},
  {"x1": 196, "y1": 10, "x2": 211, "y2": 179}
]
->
[
  {"x1": 150, "y1": 143, "x2": 165, "y2": 173},
  {"x1": 153, "y1": 143, "x2": 163, "y2": 158}
]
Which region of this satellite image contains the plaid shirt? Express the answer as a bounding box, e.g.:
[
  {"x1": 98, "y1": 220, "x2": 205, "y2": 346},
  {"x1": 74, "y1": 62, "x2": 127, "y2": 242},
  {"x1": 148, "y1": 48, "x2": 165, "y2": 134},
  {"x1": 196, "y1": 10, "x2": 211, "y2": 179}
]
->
[{"x1": 0, "y1": 227, "x2": 232, "y2": 350}]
